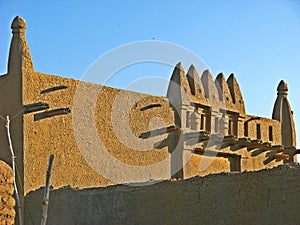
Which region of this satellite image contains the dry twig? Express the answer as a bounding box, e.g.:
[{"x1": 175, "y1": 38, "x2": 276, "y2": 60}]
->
[{"x1": 6, "y1": 115, "x2": 22, "y2": 225}]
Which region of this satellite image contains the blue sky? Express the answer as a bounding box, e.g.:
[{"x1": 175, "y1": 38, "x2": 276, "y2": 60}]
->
[{"x1": 0, "y1": 0, "x2": 299, "y2": 150}]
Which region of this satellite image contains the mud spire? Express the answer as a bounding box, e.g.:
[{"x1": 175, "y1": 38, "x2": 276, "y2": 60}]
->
[
  {"x1": 166, "y1": 62, "x2": 190, "y2": 108},
  {"x1": 201, "y1": 69, "x2": 219, "y2": 102},
  {"x1": 186, "y1": 65, "x2": 207, "y2": 104},
  {"x1": 272, "y1": 80, "x2": 296, "y2": 148},
  {"x1": 215, "y1": 73, "x2": 232, "y2": 103},
  {"x1": 8, "y1": 16, "x2": 34, "y2": 74},
  {"x1": 226, "y1": 73, "x2": 245, "y2": 115}
]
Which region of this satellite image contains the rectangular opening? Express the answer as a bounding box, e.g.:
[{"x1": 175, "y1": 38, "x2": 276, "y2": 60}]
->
[
  {"x1": 228, "y1": 156, "x2": 241, "y2": 172},
  {"x1": 244, "y1": 122, "x2": 248, "y2": 137},
  {"x1": 228, "y1": 120, "x2": 232, "y2": 135},
  {"x1": 214, "y1": 117, "x2": 219, "y2": 133},
  {"x1": 256, "y1": 124, "x2": 261, "y2": 139},
  {"x1": 200, "y1": 114, "x2": 204, "y2": 130},
  {"x1": 269, "y1": 126, "x2": 273, "y2": 141},
  {"x1": 233, "y1": 120, "x2": 238, "y2": 136},
  {"x1": 186, "y1": 111, "x2": 190, "y2": 128}
]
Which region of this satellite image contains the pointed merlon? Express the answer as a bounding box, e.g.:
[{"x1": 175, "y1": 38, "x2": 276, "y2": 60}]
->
[
  {"x1": 201, "y1": 69, "x2": 219, "y2": 101},
  {"x1": 166, "y1": 62, "x2": 191, "y2": 106},
  {"x1": 227, "y1": 73, "x2": 240, "y2": 104},
  {"x1": 272, "y1": 80, "x2": 296, "y2": 148},
  {"x1": 227, "y1": 73, "x2": 245, "y2": 114},
  {"x1": 186, "y1": 65, "x2": 207, "y2": 104},
  {"x1": 8, "y1": 16, "x2": 34, "y2": 74},
  {"x1": 167, "y1": 62, "x2": 185, "y2": 87},
  {"x1": 215, "y1": 73, "x2": 233, "y2": 104},
  {"x1": 186, "y1": 65, "x2": 199, "y2": 95}
]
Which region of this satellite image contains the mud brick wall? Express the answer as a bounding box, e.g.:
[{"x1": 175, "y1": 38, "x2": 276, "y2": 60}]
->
[
  {"x1": 0, "y1": 161, "x2": 15, "y2": 225},
  {"x1": 25, "y1": 163, "x2": 300, "y2": 225}
]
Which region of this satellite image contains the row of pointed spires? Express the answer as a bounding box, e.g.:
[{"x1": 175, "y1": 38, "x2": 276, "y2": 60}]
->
[
  {"x1": 166, "y1": 63, "x2": 296, "y2": 148},
  {"x1": 167, "y1": 62, "x2": 245, "y2": 114}
]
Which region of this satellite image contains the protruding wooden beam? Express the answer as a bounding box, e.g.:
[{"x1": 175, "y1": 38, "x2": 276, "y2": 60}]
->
[
  {"x1": 184, "y1": 131, "x2": 211, "y2": 147},
  {"x1": 153, "y1": 138, "x2": 168, "y2": 149},
  {"x1": 251, "y1": 149, "x2": 265, "y2": 157},
  {"x1": 24, "y1": 102, "x2": 49, "y2": 114},
  {"x1": 237, "y1": 137, "x2": 251, "y2": 145},
  {"x1": 140, "y1": 104, "x2": 162, "y2": 111},
  {"x1": 247, "y1": 141, "x2": 271, "y2": 151},
  {"x1": 274, "y1": 153, "x2": 290, "y2": 161},
  {"x1": 223, "y1": 135, "x2": 238, "y2": 143},
  {"x1": 184, "y1": 130, "x2": 210, "y2": 141},
  {"x1": 139, "y1": 125, "x2": 178, "y2": 139},
  {"x1": 40, "y1": 85, "x2": 68, "y2": 94},
  {"x1": 34, "y1": 108, "x2": 71, "y2": 121},
  {"x1": 262, "y1": 145, "x2": 284, "y2": 151}
]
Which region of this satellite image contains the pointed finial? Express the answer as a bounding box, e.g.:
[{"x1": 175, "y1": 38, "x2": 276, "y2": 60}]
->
[
  {"x1": 277, "y1": 80, "x2": 288, "y2": 96},
  {"x1": 189, "y1": 64, "x2": 196, "y2": 71},
  {"x1": 11, "y1": 16, "x2": 26, "y2": 33},
  {"x1": 226, "y1": 73, "x2": 246, "y2": 114},
  {"x1": 168, "y1": 62, "x2": 185, "y2": 86},
  {"x1": 175, "y1": 62, "x2": 184, "y2": 70},
  {"x1": 167, "y1": 62, "x2": 191, "y2": 105},
  {"x1": 215, "y1": 72, "x2": 227, "y2": 101}
]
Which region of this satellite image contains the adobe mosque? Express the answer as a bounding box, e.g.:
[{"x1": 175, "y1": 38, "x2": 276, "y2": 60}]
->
[{"x1": 0, "y1": 16, "x2": 298, "y2": 224}]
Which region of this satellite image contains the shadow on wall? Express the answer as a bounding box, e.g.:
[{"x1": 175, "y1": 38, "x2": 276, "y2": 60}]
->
[{"x1": 25, "y1": 163, "x2": 300, "y2": 225}]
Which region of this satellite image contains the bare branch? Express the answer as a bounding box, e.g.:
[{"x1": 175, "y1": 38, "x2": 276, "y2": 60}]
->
[{"x1": 6, "y1": 115, "x2": 23, "y2": 225}]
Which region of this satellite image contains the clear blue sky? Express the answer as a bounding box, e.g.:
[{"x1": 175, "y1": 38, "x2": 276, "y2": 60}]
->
[{"x1": 0, "y1": 0, "x2": 299, "y2": 150}]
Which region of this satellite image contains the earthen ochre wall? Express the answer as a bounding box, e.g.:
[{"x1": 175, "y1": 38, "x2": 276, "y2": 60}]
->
[
  {"x1": 23, "y1": 72, "x2": 174, "y2": 194},
  {"x1": 0, "y1": 161, "x2": 15, "y2": 225},
  {"x1": 22, "y1": 72, "x2": 285, "y2": 194},
  {"x1": 25, "y1": 163, "x2": 300, "y2": 225}
]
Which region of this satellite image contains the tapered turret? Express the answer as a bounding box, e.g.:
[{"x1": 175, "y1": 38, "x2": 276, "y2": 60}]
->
[
  {"x1": 166, "y1": 62, "x2": 191, "y2": 179},
  {"x1": 215, "y1": 73, "x2": 232, "y2": 103},
  {"x1": 227, "y1": 73, "x2": 245, "y2": 115},
  {"x1": 3, "y1": 16, "x2": 34, "y2": 224},
  {"x1": 272, "y1": 80, "x2": 296, "y2": 148},
  {"x1": 166, "y1": 63, "x2": 191, "y2": 121},
  {"x1": 201, "y1": 69, "x2": 219, "y2": 102},
  {"x1": 8, "y1": 16, "x2": 34, "y2": 74}
]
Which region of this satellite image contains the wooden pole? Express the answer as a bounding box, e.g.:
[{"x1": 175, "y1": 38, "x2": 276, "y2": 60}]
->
[{"x1": 40, "y1": 154, "x2": 54, "y2": 225}]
